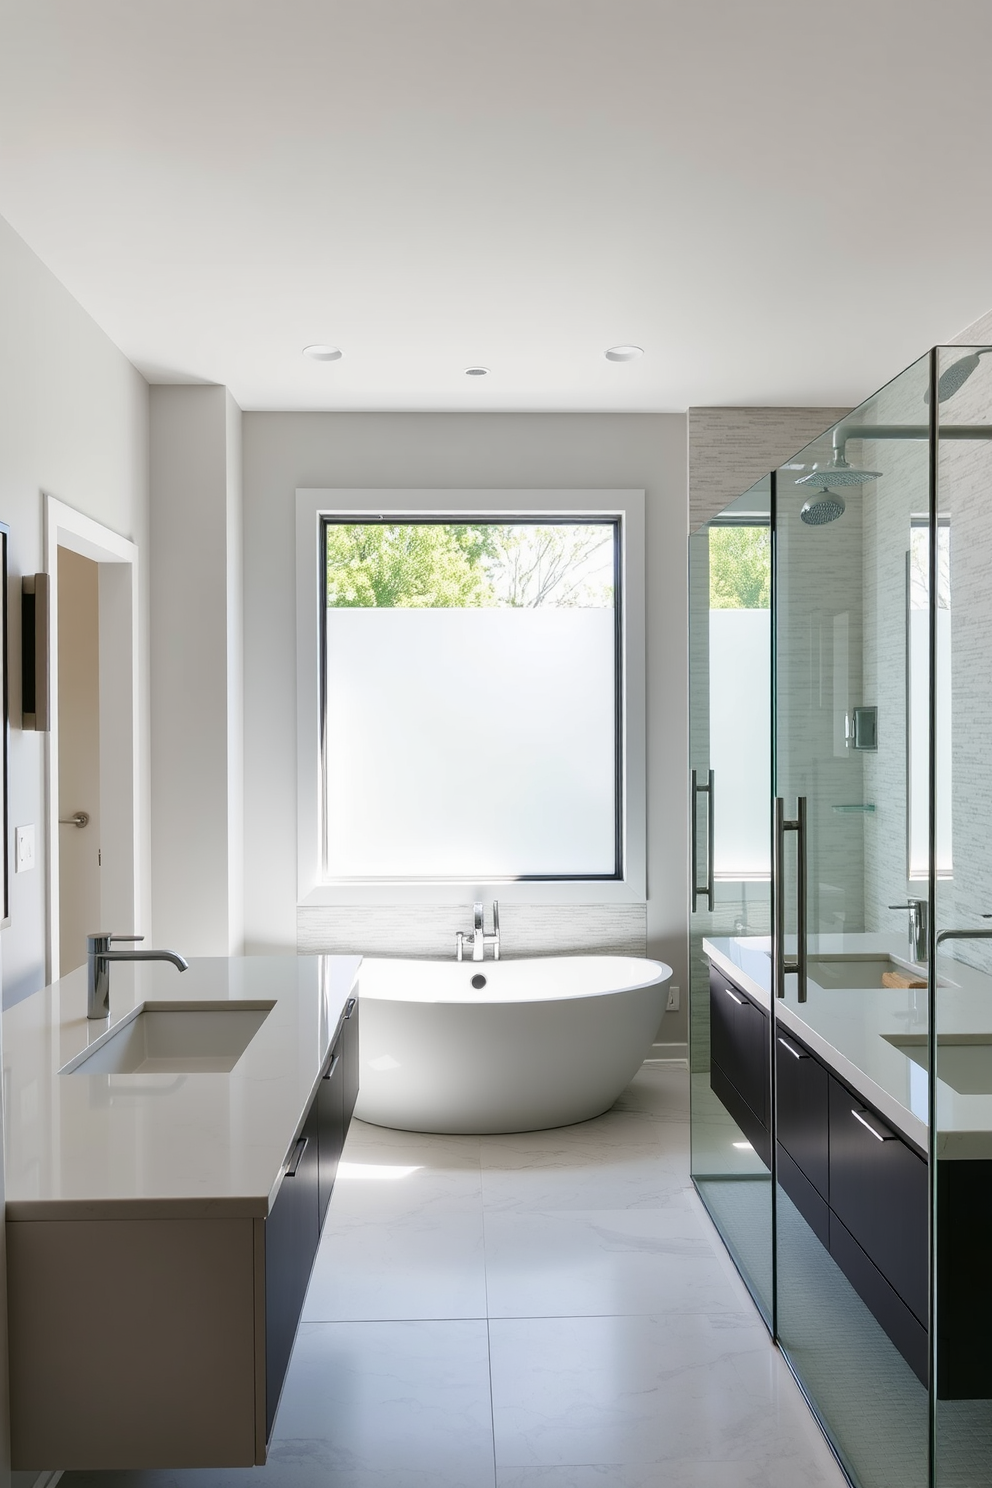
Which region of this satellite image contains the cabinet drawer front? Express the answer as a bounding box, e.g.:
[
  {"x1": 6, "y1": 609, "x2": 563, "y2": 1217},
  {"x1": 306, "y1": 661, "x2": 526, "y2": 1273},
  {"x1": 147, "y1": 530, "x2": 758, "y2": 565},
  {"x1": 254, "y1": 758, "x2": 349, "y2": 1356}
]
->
[
  {"x1": 342, "y1": 995, "x2": 360, "y2": 1127},
  {"x1": 711, "y1": 1059, "x2": 770, "y2": 1168},
  {"x1": 828, "y1": 1076, "x2": 927, "y2": 1323},
  {"x1": 829, "y1": 1212, "x2": 928, "y2": 1387},
  {"x1": 318, "y1": 1047, "x2": 345, "y2": 1225},
  {"x1": 777, "y1": 1142, "x2": 829, "y2": 1246},
  {"x1": 708, "y1": 969, "x2": 769, "y2": 1129},
  {"x1": 776, "y1": 1031, "x2": 828, "y2": 1198},
  {"x1": 709, "y1": 969, "x2": 742, "y2": 1079},
  {"x1": 265, "y1": 1101, "x2": 320, "y2": 1440}
]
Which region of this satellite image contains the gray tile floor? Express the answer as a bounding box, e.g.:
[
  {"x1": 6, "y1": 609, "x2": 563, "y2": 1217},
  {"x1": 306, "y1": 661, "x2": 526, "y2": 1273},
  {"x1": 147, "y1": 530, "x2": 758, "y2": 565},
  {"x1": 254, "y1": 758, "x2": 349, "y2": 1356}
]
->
[{"x1": 61, "y1": 1062, "x2": 847, "y2": 1488}]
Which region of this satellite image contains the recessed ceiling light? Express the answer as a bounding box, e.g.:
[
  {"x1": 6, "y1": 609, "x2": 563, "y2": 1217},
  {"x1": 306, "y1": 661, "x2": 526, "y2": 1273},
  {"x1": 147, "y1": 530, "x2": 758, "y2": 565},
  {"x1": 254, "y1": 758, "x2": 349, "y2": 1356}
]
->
[
  {"x1": 464, "y1": 366, "x2": 490, "y2": 376},
  {"x1": 303, "y1": 344, "x2": 342, "y2": 362},
  {"x1": 605, "y1": 345, "x2": 643, "y2": 362}
]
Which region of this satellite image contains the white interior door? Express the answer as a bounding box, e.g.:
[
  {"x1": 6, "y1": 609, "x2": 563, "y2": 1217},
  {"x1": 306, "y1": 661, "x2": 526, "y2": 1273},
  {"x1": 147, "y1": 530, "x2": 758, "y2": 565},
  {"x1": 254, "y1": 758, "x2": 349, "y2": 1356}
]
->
[
  {"x1": 57, "y1": 548, "x2": 101, "y2": 974},
  {"x1": 46, "y1": 496, "x2": 140, "y2": 983}
]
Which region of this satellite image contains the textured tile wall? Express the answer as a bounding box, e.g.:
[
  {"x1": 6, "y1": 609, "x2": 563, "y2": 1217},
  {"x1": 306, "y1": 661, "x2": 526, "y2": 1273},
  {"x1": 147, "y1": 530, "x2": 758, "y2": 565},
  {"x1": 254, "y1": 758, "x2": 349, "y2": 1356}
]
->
[
  {"x1": 298, "y1": 903, "x2": 647, "y2": 958},
  {"x1": 688, "y1": 406, "x2": 850, "y2": 533}
]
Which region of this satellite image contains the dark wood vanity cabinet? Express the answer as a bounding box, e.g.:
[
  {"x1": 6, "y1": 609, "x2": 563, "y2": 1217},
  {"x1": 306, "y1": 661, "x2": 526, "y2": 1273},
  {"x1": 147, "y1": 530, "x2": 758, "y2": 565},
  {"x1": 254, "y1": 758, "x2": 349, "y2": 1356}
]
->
[
  {"x1": 828, "y1": 1076, "x2": 928, "y2": 1324},
  {"x1": 708, "y1": 965, "x2": 931, "y2": 1389},
  {"x1": 709, "y1": 968, "x2": 770, "y2": 1164},
  {"x1": 266, "y1": 996, "x2": 360, "y2": 1439},
  {"x1": 775, "y1": 1029, "x2": 830, "y2": 1245}
]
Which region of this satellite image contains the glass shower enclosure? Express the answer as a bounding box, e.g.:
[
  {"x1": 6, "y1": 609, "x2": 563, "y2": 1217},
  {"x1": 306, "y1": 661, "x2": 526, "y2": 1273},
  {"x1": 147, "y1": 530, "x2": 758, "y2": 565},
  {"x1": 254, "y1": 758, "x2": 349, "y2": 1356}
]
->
[{"x1": 689, "y1": 346, "x2": 992, "y2": 1488}]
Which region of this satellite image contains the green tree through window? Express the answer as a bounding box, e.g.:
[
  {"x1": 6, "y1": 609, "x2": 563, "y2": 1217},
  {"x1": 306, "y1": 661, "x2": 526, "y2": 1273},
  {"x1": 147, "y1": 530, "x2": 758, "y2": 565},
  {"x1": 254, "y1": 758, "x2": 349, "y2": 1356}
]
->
[
  {"x1": 709, "y1": 525, "x2": 770, "y2": 609},
  {"x1": 326, "y1": 522, "x2": 615, "y2": 609}
]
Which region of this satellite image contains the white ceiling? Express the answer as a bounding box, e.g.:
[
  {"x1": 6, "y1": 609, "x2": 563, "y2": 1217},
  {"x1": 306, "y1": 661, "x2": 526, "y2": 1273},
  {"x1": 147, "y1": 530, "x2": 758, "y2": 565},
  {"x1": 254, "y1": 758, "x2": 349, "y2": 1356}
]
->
[{"x1": 2, "y1": 0, "x2": 992, "y2": 413}]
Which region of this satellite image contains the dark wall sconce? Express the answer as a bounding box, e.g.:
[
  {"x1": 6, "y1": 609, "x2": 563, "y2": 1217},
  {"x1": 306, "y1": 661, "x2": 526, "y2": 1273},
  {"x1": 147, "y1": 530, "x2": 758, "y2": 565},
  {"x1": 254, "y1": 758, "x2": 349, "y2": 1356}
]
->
[{"x1": 22, "y1": 573, "x2": 50, "y2": 731}]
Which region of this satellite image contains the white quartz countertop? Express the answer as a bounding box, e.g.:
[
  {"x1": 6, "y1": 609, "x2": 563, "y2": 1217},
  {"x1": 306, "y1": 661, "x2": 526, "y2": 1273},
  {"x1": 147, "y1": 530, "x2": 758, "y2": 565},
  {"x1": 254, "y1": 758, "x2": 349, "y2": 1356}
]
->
[
  {"x1": 704, "y1": 933, "x2": 992, "y2": 1160},
  {"x1": 3, "y1": 955, "x2": 361, "y2": 1221}
]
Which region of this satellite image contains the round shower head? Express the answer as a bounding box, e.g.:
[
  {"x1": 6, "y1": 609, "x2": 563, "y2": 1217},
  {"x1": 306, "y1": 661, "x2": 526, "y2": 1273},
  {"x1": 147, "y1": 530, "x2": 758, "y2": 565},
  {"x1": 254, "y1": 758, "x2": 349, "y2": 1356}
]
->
[
  {"x1": 925, "y1": 348, "x2": 992, "y2": 405},
  {"x1": 796, "y1": 457, "x2": 880, "y2": 488},
  {"x1": 800, "y1": 489, "x2": 845, "y2": 526}
]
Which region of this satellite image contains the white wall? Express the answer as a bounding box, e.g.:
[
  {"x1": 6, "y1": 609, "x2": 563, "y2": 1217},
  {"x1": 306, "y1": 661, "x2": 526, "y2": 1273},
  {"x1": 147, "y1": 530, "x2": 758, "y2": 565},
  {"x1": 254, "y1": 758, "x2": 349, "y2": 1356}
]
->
[
  {"x1": 242, "y1": 412, "x2": 689, "y2": 1032},
  {"x1": 0, "y1": 214, "x2": 150, "y2": 1006},
  {"x1": 149, "y1": 386, "x2": 244, "y2": 956}
]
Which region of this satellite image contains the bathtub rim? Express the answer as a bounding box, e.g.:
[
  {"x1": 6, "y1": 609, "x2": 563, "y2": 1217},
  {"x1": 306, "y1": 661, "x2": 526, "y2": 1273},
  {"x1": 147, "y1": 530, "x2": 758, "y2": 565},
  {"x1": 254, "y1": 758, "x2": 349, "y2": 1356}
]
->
[{"x1": 354, "y1": 953, "x2": 672, "y2": 1006}]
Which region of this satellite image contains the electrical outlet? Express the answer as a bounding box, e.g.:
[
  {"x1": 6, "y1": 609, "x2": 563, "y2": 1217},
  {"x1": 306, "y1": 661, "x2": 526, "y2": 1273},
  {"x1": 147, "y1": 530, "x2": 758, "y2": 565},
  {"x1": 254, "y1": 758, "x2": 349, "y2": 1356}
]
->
[
  {"x1": 15, "y1": 824, "x2": 35, "y2": 873},
  {"x1": 666, "y1": 983, "x2": 680, "y2": 1011}
]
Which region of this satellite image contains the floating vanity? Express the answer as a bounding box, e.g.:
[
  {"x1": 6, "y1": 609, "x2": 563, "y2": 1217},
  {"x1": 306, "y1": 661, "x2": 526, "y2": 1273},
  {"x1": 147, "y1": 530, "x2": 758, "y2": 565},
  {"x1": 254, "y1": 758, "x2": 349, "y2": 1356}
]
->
[
  {"x1": 705, "y1": 934, "x2": 992, "y2": 1399},
  {"x1": 3, "y1": 953, "x2": 360, "y2": 1470}
]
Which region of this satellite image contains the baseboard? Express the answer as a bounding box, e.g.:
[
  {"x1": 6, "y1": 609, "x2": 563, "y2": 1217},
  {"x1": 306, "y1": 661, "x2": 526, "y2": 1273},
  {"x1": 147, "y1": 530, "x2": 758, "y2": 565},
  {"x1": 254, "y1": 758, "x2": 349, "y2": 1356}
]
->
[{"x1": 649, "y1": 1041, "x2": 687, "y2": 1064}]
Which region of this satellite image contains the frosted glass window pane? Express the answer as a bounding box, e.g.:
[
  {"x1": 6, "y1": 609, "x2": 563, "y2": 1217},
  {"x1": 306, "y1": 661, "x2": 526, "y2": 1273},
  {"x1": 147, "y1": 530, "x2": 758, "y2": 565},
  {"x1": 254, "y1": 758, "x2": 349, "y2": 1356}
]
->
[
  {"x1": 322, "y1": 521, "x2": 619, "y2": 880},
  {"x1": 709, "y1": 609, "x2": 771, "y2": 878},
  {"x1": 908, "y1": 524, "x2": 951, "y2": 877}
]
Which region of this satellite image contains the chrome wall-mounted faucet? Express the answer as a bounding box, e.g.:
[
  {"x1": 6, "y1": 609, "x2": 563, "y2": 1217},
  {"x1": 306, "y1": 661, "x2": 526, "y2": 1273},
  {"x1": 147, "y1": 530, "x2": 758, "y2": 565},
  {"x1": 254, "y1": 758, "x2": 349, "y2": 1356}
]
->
[
  {"x1": 888, "y1": 898, "x2": 929, "y2": 964},
  {"x1": 87, "y1": 932, "x2": 189, "y2": 1019},
  {"x1": 456, "y1": 901, "x2": 500, "y2": 962}
]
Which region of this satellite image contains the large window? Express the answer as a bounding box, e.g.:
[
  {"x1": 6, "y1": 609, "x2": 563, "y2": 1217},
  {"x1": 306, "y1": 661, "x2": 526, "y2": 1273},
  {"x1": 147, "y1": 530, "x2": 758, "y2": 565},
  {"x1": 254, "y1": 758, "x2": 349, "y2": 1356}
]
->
[{"x1": 320, "y1": 517, "x2": 622, "y2": 882}]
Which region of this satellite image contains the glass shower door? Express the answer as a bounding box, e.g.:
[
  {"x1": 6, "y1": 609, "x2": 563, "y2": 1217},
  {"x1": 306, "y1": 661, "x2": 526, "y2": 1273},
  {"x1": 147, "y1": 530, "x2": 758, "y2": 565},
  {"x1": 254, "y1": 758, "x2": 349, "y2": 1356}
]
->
[
  {"x1": 932, "y1": 344, "x2": 992, "y2": 1488},
  {"x1": 773, "y1": 355, "x2": 932, "y2": 1488},
  {"x1": 689, "y1": 477, "x2": 774, "y2": 1323}
]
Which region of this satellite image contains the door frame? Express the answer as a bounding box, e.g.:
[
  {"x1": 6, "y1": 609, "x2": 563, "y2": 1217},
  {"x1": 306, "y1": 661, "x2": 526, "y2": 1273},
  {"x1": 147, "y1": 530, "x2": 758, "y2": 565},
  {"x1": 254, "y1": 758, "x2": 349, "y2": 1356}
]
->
[{"x1": 45, "y1": 496, "x2": 140, "y2": 983}]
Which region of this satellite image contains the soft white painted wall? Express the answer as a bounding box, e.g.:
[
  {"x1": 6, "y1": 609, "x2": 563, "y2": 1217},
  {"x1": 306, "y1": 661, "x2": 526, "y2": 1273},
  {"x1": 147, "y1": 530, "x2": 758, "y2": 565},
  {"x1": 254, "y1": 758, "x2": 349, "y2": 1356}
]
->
[
  {"x1": 149, "y1": 385, "x2": 244, "y2": 955},
  {"x1": 242, "y1": 412, "x2": 688, "y2": 1031},
  {"x1": 0, "y1": 213, "x2": 150, "y2": 1007},
  {"x1": 0, "y1": 212, "x2": 150, "y2": 1488}
]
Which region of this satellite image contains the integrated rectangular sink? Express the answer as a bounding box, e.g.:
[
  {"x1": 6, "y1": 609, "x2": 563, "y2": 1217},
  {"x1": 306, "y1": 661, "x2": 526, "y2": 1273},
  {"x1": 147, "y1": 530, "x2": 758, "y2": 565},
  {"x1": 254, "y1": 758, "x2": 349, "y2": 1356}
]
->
[
  {"x1": 883, "y1": 1033, "x2": 992, "y2": 1095},
  {"x1": 63, "y1": 1001, "x2": 275, "y2": 1075},
  {"x1": 808, "y1": 956, "x2": 927, "y2": 990}
]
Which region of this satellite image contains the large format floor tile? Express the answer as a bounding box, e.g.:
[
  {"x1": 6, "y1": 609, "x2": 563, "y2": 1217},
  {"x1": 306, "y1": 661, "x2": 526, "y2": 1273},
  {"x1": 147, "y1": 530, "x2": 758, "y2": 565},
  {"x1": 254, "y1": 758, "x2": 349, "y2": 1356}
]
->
[
  {"x1": 480, "y1": 1112, "x2": 691, "y2": 1213},
  {"x1": 489, "y1": 1311, "x2": 838, "y2": 1472},
  {"x1": 483, "y1": 1206, "x2": 744, "y2": 1318},
  {"x1": 302, "y1": 1116, "x2": 488, "y2": 1320}
]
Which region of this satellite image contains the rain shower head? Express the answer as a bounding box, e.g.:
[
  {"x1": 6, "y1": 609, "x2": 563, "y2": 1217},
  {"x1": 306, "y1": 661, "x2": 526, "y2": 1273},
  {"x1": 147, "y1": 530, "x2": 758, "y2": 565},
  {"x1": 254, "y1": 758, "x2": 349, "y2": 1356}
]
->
[
  {"x1": 800, "y1": 490, "x2": 846, "y2": 526},
  {"x1": 925, "y1": 348, "x2": 992, "y2": 405},
  {"x1": 795, "y1": 453, "x2": 881, "y2": 488}
]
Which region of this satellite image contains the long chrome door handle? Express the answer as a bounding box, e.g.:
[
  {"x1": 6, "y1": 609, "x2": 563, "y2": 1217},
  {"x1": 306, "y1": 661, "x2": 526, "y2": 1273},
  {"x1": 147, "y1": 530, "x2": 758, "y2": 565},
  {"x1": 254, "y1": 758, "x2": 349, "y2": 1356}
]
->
[
  {"x1": 773, "y1": 796, "x2": 808, "y2": 1003},
  {"x1": 690, "y1": 769, "x2": 715, "y2": 912}
]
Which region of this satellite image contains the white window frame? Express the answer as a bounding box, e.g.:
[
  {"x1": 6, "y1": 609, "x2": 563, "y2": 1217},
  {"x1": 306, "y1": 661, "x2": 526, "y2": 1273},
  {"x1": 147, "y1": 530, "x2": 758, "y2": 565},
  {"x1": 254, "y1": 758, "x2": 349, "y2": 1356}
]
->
[{"x1": 296, "y1": 488, "x2": 646, "y2": 906}]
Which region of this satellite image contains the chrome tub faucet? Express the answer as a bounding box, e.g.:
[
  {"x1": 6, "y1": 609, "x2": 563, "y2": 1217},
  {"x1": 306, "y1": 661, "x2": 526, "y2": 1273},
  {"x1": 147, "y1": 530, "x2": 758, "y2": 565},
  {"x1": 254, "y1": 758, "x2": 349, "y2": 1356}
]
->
[
  {"x1": 456, "y1": 901, "x2": 500, "y2": 962},
  {"x1": 87, "y1": 932, "x2": 189, "y2": 1018}
]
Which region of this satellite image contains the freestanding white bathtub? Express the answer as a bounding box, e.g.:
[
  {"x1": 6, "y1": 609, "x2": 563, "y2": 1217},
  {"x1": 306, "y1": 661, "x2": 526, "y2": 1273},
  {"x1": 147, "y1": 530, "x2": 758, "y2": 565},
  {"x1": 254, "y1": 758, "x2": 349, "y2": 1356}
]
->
[{"x1": 353, "y1": 954, "x2": 672, "y2": 1134}]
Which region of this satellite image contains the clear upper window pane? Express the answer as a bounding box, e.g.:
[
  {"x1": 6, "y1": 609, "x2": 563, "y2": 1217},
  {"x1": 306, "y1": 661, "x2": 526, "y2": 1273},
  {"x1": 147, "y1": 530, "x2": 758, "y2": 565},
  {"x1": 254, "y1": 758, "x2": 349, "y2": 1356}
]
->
[{"x1": 321, "y1": 520, "x2": 620, "y2": 880}]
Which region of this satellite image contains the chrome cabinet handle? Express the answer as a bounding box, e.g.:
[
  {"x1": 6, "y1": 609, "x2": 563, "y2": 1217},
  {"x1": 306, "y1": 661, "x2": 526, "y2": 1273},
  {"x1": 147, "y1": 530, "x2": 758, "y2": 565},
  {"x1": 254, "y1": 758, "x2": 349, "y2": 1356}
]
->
[
  {"x1": 777, "y1": 1035, "x2": 808, "y2": 1060},
  {"x1": 344, "y1": 997, "x2": 357, "y2": 1018},
  {"x1": 285, "y1": 1136, "x2": 309, "y2": 1176},
  {"x1": 323, "y1": 1054, "x2": 340, "y2": 1082},
  {"x1": 724, "y1": 985, "x2": 746, "y2": 1006},
  {"x1": 773, "y1": 797, "x2": 808, "y2": 1003},
  {"x1": 690, "y1": 769, "x2": 715, "y2": 912},
  {"x1": 850, "y1": 1107, "x2": 896, "y2": 1143}
]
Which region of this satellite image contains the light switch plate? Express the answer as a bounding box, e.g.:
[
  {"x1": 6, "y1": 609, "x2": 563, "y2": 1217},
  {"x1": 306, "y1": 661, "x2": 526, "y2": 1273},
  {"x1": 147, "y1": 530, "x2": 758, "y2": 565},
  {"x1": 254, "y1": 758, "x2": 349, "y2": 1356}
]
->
[{"x1": 15, "y1": 824, "x2": 35, "y2": 873}]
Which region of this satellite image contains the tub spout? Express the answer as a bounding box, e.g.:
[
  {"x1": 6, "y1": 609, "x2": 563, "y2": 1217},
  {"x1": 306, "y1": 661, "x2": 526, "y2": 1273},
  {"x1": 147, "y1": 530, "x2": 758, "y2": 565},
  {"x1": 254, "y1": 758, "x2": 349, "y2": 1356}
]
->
[{"x1": 456, "y1": 902, "x2": 500, "y2": 962}]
